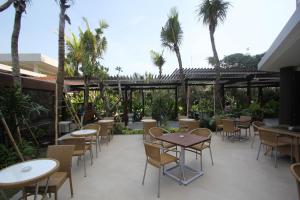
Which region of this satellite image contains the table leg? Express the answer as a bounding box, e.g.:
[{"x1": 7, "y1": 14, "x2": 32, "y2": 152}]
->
[
  {"x1": 34, "y1": 182, "x2": 39, "y2": 200},
  {"x1": 0, "y1": 190, "x2": 8, "y2": 200},
  {"x1": 180, "y1": 146, "x2": 186, "y2": 182}
]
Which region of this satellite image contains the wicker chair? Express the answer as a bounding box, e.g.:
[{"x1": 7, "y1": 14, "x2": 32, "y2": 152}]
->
[
  {"x1": 256, "y1": 127, "x2": 292, "y2": 168},
  {"x1": 148, "y1": 127, "x2": 177, "y2": 151},
  {"x1": 237, "y1": 116, "x2": 252, "y2": 137},
  {"x1": 187, "y1": 120, "x2": 200, "y2": 132},
  {"x1": 222, "y1": 119, "x2": 241, "y2": 141},
  {"x1": 215, "y1": 116, "x2": 223, "y2": 135},
  {"x1": 23, "y1": 145, "x2": 75, "y2": 200},
  {"x1": 290, "y1": 163, "x2": 300, "y2": 200},
  {"x1": 143, "y1": 121, "x2": 157, "y2": 141},
  {"x1": 142, "y1": 142, "x2": 180, "y2": 198},
  {"x1": 103, "y1": 117, "x2": 114, "y2": 140},
  {"x1": 61, "y1": 138, "x2": 93, "y2": 177},
  {"x1": 251, "y1": 121, "x2": 265, "y2": 148},
  {"x1": 82, "y1": 123, "x2": 101, "y2": 157},
  {"x1": 188, "y1": 128, "x2": 213, "y2": 170}
]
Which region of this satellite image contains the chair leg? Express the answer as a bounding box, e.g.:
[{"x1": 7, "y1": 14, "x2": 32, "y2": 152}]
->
[
  {"x1": 84, "y1": 154, "x2": 87, "y2": 177},
  {"x1": 200, "y1": 152, "x2": 203, "y2": 171},
  {"x1": 257, "y1": 142, "x2": 262, "y2": 160},
  {"x1": 69, "y1": 176, "x2": 74, "y2": 197},
  {"x1": 157, "y1": 167, "x2": 161, "y2": 198},
  {"x1": 98, "y1": 136, "x2": 101, "y2": 151},
  {"x1": 209, "y1": 147, "x2": 214, "y2": 165},
  {"x1": 142, "y1": 160, "x2": 148, "y2": 185},
  {"x1": 90, "y1": 148, "x2": 93, "y2": 165},
  {"x1": 251, "y1": 135, "x2": 255, "y2": 148},
  {"x1": 275, "y1": 146, "x2": 278, "y2": 168}
]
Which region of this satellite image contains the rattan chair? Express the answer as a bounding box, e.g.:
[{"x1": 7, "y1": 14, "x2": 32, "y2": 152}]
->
[
  {"x1": 215, "y1": 116, "x2": 223, "y2": 135},
  {"x1": 222, "y1": 119, "x2": 241, "y2": 141},
  {"x1": 148, "y1": 127, "x2": 177, "y2": 151},
  {"x1": 187, "y1": 120, "x2": 200, "y2": 132},
  {"x1": 103, "y1": 117, "x2": 114, "y2": 140},
  {"x1": 256, "y1": 127, "x2": 292, "y2": 168},
  {"x1": 188, "y1": 128, "x2": 213, "y2": 170},
  {"x1": 290, "y1": 163, "x2": 300, "y2": 200},
  {"x1": 82, "y1": 123, "x2": 101, "y2": 157},
  {"x1": 237, "y1": 116, "x2": 252, "y2": 137},
  {"x1": 23, "y1": 145, "x2": 75, "y2": 200},
  {"x1": 61, "y1": 137, "x2": 93, "y2": 177},
  {"x1": 143, "y1": 121, "x2": 157, "y2": 141},
  {"x1": 142, "y1": 142, "x2": 180, "y2": 198},
  {"x1": 251, "y1": 121, "x2": 265, "y2": 148}
]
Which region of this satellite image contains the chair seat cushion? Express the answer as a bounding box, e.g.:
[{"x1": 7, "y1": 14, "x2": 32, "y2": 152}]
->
[
  {"x1": 148, "y1": 153, "x2": 177, "y2": 167},
  {"x1": 190, "y1": 143, "x2": 209, "y2": 151}
]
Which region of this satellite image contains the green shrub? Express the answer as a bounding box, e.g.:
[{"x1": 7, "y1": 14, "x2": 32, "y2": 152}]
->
[
  {"x1": 263, "y1": 100, "x2": 279, "y2": 118},
  {"x1": 122, "y1": 128, "x2": 144, "y2": 135}
]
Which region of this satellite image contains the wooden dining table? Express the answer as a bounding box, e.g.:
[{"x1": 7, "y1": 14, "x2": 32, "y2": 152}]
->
[{"x1": 156, "y1": 132, "x2": 209, "y2": 185}]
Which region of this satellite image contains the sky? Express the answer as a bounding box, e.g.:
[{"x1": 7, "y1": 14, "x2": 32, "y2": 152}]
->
[{"x1": 0, "y1": 0, "x2": 296, "y2": 76}]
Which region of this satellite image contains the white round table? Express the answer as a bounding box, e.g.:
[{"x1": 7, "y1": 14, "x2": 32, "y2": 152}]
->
[
  {"x1": 71, "y1": 129, "x2": 97, "y2": 137},
  {"x1": 179, "y1": 118, "x2": 195, "y2": 122},
  {"x1": 141, "y1": 119, "x2": 156, "y2": 123},
  {"x1": 98, "y1": 119, "x2": 114, "y2": 123},
  {"x1": 0, "y1": 159, "x2": 59, "y2": 200}
]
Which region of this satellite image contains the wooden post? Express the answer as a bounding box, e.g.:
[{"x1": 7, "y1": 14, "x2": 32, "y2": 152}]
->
[
  {"x1": 175, "y1": 87, "x2": 178, "y2": 119},
  {"x1": 220, "y1": 84, "x2": 225, "y2": 109},
  {"x1": 247, "y1": 79, "x2": 252, "y2": 105},
  {"x1": 0, "y1": 111, "x2": 24, "y2": 161},
  {"x1": 142, "y1": 89, "x2": 145, "y2": 116},
  {"x1": 124, "y1": 86, "x2": 129, "y2": 126},
  {"x1": 185, "y1": 80, "x2": 188, "y2": 116},
  {"x1": 258, "y1": 87, "x2": 263, "y2": 106},
  {"x1": 129, "y1": 89, "x2": 133, "y2": 112}
]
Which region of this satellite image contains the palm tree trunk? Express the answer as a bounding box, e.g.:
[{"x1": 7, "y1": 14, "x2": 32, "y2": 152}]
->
[
  {"x1": 83, "y1": 76, "x2": 90, "y2": 113},
  {"x1": 159, "y1": 66, "x2": 162, "y2": 79},
  {"x1": 11, "y1": 8, "x2": 23, "y2": 87},
  {"x1": 55, "y1": 2, "x2": 67, "y2": 144},
  {"x1": 209, "y1": 30, "x2": 223, "y2": 114},
  {"x1": 0, "y1": 0, "x2": 14, "y2": 12},
  {"x1": 174, "y1": 44, "x2": 187, "y2": 114}
]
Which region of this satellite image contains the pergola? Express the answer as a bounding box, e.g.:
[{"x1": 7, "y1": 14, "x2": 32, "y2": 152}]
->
[{"x1": 64, "y1": 67, "x2": 280, "y2": 125}]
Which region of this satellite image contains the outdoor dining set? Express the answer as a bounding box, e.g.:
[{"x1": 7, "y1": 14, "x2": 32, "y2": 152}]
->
[{"x1": 0, "y1": 118, "x2": 115, "y2": 200}]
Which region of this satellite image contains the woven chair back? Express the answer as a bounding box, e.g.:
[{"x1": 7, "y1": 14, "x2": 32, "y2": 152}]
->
[
  {"x1": 149, "y1": 127, "x2": 166, "y2": 139},
  {"x1": 143, "y1": 121, "x2": 157, "y2": 136},
  {"x1": 290, "y1": 164, "x2": 300, "y2": 198},
  {"x1": 189, "y1": 128, "x2": 212, "y2": 138},
  {"x1": 222, "y1": 119, "x2": 236, "y2": 132},
  {"x1": 144, "y1": 142, "x2": 160, "y2": 162},
  {"x1": 47, "y1": 145, "x2": 74, "y2": 174},
  {"x1": 257, "y1": 127, "x2": 277, "y2": 143},
  {"x1": 187, "y1": 120, "x2": 200, "y2": 131},
  {"x1": 252, "y1": 121, "x2": 265, "y2": 132},
  {"x1": 239, "y1": 116, "x2": 252, "y2": 126},
  {"x1": 61, "y1": 138, "x2": 86, "y2": 151},
  {"x1": 215, "y1": 116, "x2": 222, "y2": 126},
  {"x1": 83, "y1": 123, "x2": 101, "y2": 135}
]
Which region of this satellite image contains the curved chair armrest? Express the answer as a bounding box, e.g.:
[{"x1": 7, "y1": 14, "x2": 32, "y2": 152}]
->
[
  {"x1": 290, "y1": 163, "x2": 300, "y2": 182},
  {"x1": 161, "y1": 147, "x2": 181, "y2": 155}
]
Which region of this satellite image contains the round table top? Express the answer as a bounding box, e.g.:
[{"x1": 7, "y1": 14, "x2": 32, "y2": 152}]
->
[
  {"x1": 179, "y1": 118, "x2": 195, "y2": 122},
  {"x1": 141, "y1": 119, "x2": 156, "y2": 123},
  {"x1": 71, "y1": 129, "x2": 97, "y2": 137},
  {"x1": 0, "y1": 158, "x2": 59, "y2": 189},
  {"x1": 98, "y1": 119, "x2": 114, "y2": 123}
]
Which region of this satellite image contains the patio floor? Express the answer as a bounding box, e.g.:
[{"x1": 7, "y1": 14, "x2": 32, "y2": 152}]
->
[{"x1": 21, "y1": 131, "x2": 296, "y2": 200}]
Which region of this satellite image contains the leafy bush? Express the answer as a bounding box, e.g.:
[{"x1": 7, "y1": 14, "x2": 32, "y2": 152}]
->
[
  {"x1": 152, "y1": 91, "x2": 175, "y2": 124},
  {"x1": 122, "y1": 128, "x2": 144, "y2": 135},
  {"x1": 113, "y1": 122, "x2": 125, "y2": 135},
  {"x1": 263, "y1": 100, "x2": 279, "y2": 118}
]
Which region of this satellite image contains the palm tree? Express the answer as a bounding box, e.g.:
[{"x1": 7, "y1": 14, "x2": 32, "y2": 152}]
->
[
  {"x1": 55, "y1": 0, "x2": 72, "y2": 144},
  {"x1": 150, "y1": 50, "x2": 165, "y2": 78},
  {"x1": 197, "y1": 0, "x2": 231, "y2": 113},
  {"x1": 161, "y1": 7, "x2": 186, "y2": 112},
  {"x1": 66, "y1": 32, "x2": 82, "y2": 76},
  {"x1": 79, "y1": 18, "x2": 108, "y2": 115},
  {"x1": 0, "y1": 0, "x2": 30, "y2": 87}
]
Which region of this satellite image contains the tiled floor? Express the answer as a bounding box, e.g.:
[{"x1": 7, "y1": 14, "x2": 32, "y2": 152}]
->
[{"x1": 21, "y1": 131, "x2": 297, "y2": 200}]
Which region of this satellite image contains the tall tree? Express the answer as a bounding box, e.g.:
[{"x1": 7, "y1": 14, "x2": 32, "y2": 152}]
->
[
  {"x1": 115, "y1": 66, "x2": 123, "y2": 98},
  {"x1": 161, "y1": 7, "x2": 186, "y2": 111},
  {"x1": 150, "y1": 50, "x2": 165, "y2": 78},
  {"x1": 0, "y1": 0, "x2": 30, "y2": 87},
  {"x1": 197, "y1": 0, "x2": 231, "y2": 114},
  {"x1": 55, "y1": 0, "x2": 72, "y2": 144},
  {"x1": 79, "y1": 18, "x2": 108, "y2": 116}
]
